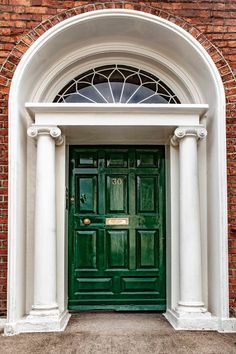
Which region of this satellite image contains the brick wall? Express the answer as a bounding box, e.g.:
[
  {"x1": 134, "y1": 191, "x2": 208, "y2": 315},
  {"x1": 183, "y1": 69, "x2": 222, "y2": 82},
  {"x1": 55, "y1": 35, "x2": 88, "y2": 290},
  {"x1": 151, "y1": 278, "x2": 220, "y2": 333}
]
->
[{"x1": 0, "y1": 0, "x2": 236, "y2": 316}]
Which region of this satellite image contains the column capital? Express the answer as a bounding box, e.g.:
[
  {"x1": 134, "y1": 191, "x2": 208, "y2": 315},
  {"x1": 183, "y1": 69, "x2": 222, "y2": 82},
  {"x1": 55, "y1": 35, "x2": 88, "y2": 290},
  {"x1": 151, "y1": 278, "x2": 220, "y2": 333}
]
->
[
  {"x1": 171, "y1": 126, "x2": 207, "y2": 146},
  {"x1": 27, "y1": 125, "x2": 64, "y2": 146}
]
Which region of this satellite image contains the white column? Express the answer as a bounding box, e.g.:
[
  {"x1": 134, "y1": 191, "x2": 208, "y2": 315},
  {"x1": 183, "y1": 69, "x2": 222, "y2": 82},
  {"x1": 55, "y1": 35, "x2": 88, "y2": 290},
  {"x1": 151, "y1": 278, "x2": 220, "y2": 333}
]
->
[
  {"x1": 171, "y1": 126, "x2": 207, "y2": 314},
  {"x1": 27, "y1": 126, "x2": 63, "y2": 316}
]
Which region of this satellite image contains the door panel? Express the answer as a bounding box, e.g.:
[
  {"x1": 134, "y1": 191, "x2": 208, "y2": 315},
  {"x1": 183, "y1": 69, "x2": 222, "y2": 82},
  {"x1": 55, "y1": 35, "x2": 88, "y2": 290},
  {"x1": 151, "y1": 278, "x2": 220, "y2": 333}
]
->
[
  {"x1": 106, "y1": 175, "x2": 128, "y2": 213},
  {"x1": 76, "y1": 278, "x2": 113, "y2": 292},
  {"x1": 120, "y1": 277, "x2": 159, "y2": 292},
  {"x1": 76, "y1": 175, "x2": 97, "y2": 214},
  {"x1": 74, "y1": 230, "x2": 97, "y2": 269},
  {"x1": 136, "y1": 176, "x2": 158, "y2": 213},
  {"x1": 106, "y1": 230, "x2": 129, "y2": 269},
  {"x1": 77, "y1": 151, "x2": 98, "y2": 167},
  {"x1": 136, "y1": 230, "x2": 159, "y2": 269},
  {"x1": 106, "y1": 151, "x2": 128, "y2": 167},
  {"x1": 69, "y1": 146, "x2": 166, "y2": 310}
]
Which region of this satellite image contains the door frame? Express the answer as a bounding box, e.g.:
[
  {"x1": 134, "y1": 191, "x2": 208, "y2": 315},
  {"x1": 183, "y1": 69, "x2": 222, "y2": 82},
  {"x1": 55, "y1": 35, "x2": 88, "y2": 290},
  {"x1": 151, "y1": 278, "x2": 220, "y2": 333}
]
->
[{"x1": 23, "y1": 103, "x2": 209, "y2": 325}]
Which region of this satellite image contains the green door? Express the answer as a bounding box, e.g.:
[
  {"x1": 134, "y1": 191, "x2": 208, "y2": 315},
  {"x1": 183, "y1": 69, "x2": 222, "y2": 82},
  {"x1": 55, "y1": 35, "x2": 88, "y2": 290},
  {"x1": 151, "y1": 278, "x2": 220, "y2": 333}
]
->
[{"x1": 68, "y1": 146, "x2": 166, "y2": 311}]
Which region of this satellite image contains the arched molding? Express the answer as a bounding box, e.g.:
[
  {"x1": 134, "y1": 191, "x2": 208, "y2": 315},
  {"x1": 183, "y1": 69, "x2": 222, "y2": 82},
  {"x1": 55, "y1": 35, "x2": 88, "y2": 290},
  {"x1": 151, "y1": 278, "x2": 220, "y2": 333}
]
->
[
  {"x1": 2, "y1": 6, "x2": 235, "y2": 333},
  {"x1": 41, "y1": 52, "x2": 193, "y2": 104}
]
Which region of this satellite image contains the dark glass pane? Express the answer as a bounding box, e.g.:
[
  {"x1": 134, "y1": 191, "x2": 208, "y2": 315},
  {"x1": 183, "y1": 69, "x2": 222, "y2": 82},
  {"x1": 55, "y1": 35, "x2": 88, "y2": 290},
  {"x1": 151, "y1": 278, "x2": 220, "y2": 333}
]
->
[
  {"x1": 128, "y1": 86, "x2": 154, "y2": 103},
  {"x1": 172, "y1": 95, "x2": 180, "y2": 103},
  {"x1": 157, "y1": 83, "x2": 170, "y2": 96},
  {"x1": 110, "y1": 70, "x2": 124, "y2": 82},
  {"x1": 93, "y1": 73, "x2": 108, "y2": 84},
  {"x1": 53, "y1": 64, "x2": 180, "y2": 104},
  {"x1": 63, "y1": 94, "x2": 93, "y2": 103},
  {"x1": 158, "y1": 81, "x2": 176, "y2": 97},
  {"x1": 63, "y1": 82, "x2": 77, "y2": 95},
  {"x1": 117, "y1": 67, "x2": 134, "y2": 78},
  {"x1": 78, "y1": 86, "x2": 107, "y2": 103},
  {"x1": 141, "y1": 95, "x2": 168, "y2": 104},
  {"x1": 111, "y1": 82, "x2": 124, "y2": 102},
  {"x1": 94, "y1": 82, "x2": 113, "y2": 103},
  {"x1": 121, "y1": 83, "x2": 140, "y2": 103},
  {"x1": 126, "y1": 73, "x2": 141, "y2": 86},
  {"x1": 77, "y1": 81, "x2": 92, "y2": 90},
  {"x1": 140, "y1": 75, "x2": 155, "y2": 84},
  {"x1": 96, "y1": 68, "x2": 113, "y2": 78},
  {"x1": 54, "y1": 95, "x2": 61, "y2": 102},
  {"x1": 143, "y1": 82, "x2": 157, "y2": 92}
]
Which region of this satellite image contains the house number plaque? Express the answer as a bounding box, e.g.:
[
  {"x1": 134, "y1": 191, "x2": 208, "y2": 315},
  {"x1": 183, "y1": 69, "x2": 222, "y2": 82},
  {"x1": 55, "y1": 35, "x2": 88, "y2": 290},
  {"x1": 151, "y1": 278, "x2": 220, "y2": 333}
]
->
[{"x1": 106, "y1": 218, "x2": 129, "y2": 225}]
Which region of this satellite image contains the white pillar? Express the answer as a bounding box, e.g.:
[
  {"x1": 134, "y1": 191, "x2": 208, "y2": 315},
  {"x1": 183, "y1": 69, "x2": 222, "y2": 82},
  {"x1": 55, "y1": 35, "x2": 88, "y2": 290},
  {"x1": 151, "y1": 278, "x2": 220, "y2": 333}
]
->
[
  {"x1": 27, "y1": 126, "x2": 63, "y2": 316},
  {"x1": 171, "y1": 126, "x2": 207, "y2": 314}
]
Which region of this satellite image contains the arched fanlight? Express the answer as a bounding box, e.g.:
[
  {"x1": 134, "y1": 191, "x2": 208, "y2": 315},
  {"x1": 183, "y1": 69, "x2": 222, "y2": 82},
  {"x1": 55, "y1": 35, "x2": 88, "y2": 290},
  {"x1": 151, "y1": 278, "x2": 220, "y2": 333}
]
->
[{"x1": 54, "y1": 64, "x2": 180, "y2": 104}]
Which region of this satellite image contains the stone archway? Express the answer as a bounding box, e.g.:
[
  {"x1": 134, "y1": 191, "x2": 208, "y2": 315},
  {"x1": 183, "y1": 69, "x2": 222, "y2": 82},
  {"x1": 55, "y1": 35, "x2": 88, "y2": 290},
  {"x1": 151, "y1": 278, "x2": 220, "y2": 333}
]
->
[{"x1": 3, "y1": 7, "x2": 234, "y2": 333}]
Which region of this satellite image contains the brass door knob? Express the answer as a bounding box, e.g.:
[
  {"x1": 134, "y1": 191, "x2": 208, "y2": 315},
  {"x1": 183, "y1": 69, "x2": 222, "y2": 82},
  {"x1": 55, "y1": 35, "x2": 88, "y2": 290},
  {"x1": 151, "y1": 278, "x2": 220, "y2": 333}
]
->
[{"x1": 83, "y1": 218, "x2": 91, "y2": 225}]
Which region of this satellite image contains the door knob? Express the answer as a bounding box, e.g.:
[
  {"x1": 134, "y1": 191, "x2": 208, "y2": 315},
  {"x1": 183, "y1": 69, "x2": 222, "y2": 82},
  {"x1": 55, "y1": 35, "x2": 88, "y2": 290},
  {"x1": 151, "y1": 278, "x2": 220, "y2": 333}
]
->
[{"x1": 83, "y1": 218, "x2": 91, "y2": 225}]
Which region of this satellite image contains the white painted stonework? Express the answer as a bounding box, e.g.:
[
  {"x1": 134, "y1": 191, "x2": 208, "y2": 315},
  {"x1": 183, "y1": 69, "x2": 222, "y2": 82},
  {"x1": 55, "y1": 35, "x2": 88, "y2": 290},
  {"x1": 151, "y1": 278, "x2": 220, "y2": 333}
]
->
[
  {"x1": 5, "y1": 9, "x2": 236, "y2": 334},
  {"x1": 172, "y1": 127, "x2": 208, "y2": 312}
]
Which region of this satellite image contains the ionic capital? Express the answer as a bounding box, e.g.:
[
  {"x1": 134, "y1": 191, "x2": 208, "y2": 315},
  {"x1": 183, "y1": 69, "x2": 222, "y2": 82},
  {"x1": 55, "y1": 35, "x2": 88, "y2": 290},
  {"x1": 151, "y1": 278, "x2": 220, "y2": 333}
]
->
[
  {"x1": 171, "y1": 126, "x2": 207, "y2": 146},
  {"x1": 27, "y1": 125, "x2": 64, "y2": 146}
]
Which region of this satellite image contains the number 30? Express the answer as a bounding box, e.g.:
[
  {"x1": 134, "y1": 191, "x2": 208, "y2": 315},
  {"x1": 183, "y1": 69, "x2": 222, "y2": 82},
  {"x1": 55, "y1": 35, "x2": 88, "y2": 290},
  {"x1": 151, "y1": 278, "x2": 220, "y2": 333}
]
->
[{"x1": 112, "y1": 178, "x2": 123, "y2": 185}]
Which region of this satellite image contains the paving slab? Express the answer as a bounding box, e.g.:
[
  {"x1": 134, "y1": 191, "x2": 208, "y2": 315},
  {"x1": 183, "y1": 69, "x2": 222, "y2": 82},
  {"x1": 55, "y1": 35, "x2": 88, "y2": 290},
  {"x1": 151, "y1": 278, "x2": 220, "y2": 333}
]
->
[{"x1": 0, "y1": 312, "x2": 236, "y2": 354}]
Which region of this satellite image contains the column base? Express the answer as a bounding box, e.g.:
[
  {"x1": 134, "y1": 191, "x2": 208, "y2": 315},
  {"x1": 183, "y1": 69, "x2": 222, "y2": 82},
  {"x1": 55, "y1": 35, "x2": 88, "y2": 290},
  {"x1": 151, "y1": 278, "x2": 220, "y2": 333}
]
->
[
  {"x1": 164, "y1": 308, "x2": 218, "y2": 331},
  {"x1": 4, "y1": 310, "x2": 71, "y2": 335},
  {"x1": 177, "y1": 301, "x2": 208, "y2": 313},
  {"x1": 29, "y1": 305, "x2": 60, "y2": 317}
]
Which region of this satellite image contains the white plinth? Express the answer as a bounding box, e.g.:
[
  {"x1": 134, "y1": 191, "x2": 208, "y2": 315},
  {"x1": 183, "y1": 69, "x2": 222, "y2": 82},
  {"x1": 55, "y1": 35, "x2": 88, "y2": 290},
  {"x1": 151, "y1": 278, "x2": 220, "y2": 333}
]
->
[
  {"x1": 164, "y1": 309, "x2": 218, "y2": 331},
  {"x1": 4, "y1": 310, "x2": 71, "y2": 335}
]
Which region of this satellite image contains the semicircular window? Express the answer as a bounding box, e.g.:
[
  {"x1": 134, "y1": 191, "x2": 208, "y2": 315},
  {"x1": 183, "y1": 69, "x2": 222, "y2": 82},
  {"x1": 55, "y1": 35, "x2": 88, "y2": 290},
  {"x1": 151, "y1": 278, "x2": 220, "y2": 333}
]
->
[{"x1": 54, "y1": 65, "x2": 180, "y2": 104}]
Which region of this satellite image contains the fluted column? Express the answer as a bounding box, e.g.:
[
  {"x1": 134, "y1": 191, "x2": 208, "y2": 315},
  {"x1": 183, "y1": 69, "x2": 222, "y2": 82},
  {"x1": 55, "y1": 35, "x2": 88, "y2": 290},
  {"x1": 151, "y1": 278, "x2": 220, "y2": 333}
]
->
[
  {"x1": 27, "y1": 126, "x2": 63, "y2": 315},
  {"x1": 171, "y1": 126, "x2": 207, "y2": 314}
]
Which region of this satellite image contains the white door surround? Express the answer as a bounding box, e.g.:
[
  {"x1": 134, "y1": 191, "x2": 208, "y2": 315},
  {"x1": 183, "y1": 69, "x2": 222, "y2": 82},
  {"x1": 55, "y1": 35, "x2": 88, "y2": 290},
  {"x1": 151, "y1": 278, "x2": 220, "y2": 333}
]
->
[{"x1": 5, "y1": 9, "x2": 235, "y2": 334}]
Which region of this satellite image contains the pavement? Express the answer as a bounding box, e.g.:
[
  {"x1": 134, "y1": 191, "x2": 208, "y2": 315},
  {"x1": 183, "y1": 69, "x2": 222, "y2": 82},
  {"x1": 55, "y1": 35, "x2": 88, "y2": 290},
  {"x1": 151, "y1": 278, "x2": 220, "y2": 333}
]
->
[{"x1": 0, "y1": 312, "x2": 236, "y2": 354}]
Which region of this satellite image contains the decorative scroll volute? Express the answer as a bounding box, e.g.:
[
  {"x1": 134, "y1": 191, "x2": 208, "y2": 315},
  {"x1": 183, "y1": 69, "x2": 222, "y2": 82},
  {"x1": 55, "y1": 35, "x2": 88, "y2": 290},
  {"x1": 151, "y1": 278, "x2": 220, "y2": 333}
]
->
[
  {"x1": 27, "y1": 126, "x2": 64, "y2": 146},
  {"x1": 171, "y1": 126, "x2": 207, "y2": 146}
]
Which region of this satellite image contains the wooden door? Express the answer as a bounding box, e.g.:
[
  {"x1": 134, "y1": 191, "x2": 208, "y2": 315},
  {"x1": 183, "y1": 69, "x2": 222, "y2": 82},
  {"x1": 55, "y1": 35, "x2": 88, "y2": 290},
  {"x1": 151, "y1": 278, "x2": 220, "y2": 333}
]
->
[{"x1": 68, "y1": 146, "x2": 166, "y2": 310}]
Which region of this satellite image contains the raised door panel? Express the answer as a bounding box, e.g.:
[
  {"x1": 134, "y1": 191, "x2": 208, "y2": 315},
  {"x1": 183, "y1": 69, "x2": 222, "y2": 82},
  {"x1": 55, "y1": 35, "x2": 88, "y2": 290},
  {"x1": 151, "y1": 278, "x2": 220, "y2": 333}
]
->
[
  {"x1": 76, "y1": 175, "x2": 97, "y2": 214},
  {"x1": 106, "y1": 230, "x2": 129, "y2": 269},
  {"x1": 136, "y1": 176, "x2": 158, "y2": 213},
  {"x1": 106, "y1": 175, "x2": 128, "y2": 214},
  {"x1": 75, "y1": 150, "x2": 98, "y2": 167},
  {"x1": 136, "y1": 150, "x2": 160, "y2": 168},
  {"x1": 121, "y1": 277, "x2": 159, "y2": 293},
  {"x1": 136, "y1": 230, "x2": 159, "y2": 269},
  {"x1": 106, "y1": 151, "x2": 128, "y2": 167},
  {"x1": 74, "y1": 230, "x2": 97, "y2": 269},
  {"x1": 75, "y1": 278, "x2": 113, "y2": 293}
]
